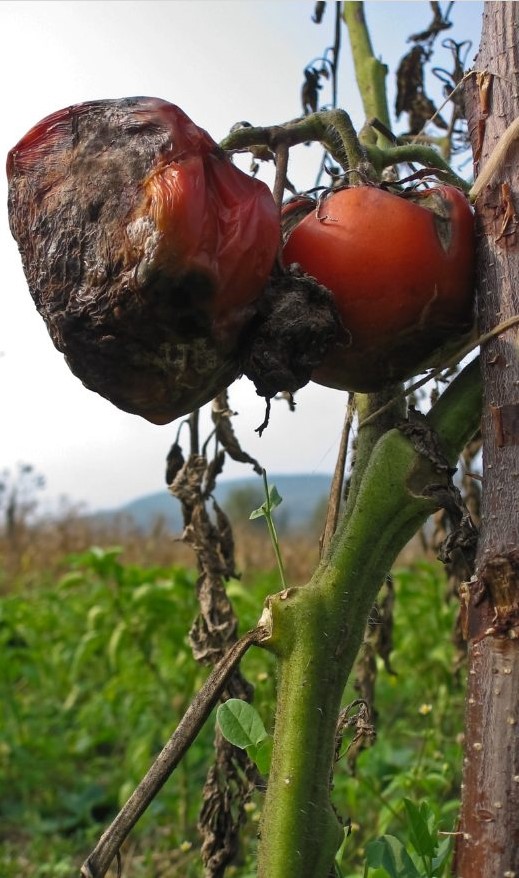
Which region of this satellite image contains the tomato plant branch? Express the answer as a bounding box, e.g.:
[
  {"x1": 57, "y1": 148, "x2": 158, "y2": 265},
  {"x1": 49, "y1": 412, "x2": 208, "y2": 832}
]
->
[
  {"x1": 367, "y1": 142, "x2": 470, "y2": 192},
  {"x1": 342, "y1": 1, "x2": 391, "y2": 144},
  {"x1": 80, "y1": 626, "x2": 268, "y2": 878},
  {"x1": 272, "y1": 141, "x2": 290, "y2": 211},
  {"x1": 343, "y1": 385, "x2": 406, "y2": 520},
  {"x1": 222, "y1": 115, "x2": 468, "y2": 195},
  {"x1": 220, "y1": 109, "x2": 370, "y2": 179},
  {"x1": 256, "y1": 358, "x2": 482, "y2": 878}
]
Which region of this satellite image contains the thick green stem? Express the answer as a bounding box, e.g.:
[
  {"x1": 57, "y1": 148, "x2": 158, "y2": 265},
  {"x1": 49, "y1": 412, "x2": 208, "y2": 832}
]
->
[
  {"x1": 342, "y1": 2, "x2": 391, "y2": 142},
  {"x1": 257, "y1": 361, "x2": 482, "y2": 878},
  {"x1": 366, "y1": 143, "x2": 470, "y2": 192},
  {"x1": 426, "y1": 357, "x2": 482, "y2": 461},
  {"x1": 221, "y1": 110, "x2": 469, "y2": 191},
  {"x1": 344, "y1": 385, "x2": 405, "y2": 518},
  {"x1": 220, "y1": 109, "x2": 372, "y2": 180}
]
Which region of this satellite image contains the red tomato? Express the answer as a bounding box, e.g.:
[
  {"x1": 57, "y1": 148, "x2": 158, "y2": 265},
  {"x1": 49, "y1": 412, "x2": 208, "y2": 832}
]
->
[
  {"x1": 8, "y1": 98, "x2": 280, "y2": 424},
  {"x1": 282, "y1": 185, "x2": 475, "y2": 391}
]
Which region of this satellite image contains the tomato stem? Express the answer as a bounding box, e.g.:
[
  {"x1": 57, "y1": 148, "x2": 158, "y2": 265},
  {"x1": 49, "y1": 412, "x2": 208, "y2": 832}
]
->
[
  {"x1": 272, "y1": 142, "x2": 290, "y2": 211},
  {"x1": 342, "y1": 2, "x2": 392, "y2": 145},
  {"x1": 257, "y1": 359, "x2": 482, "y2": 878},
  {"x1": 220, "y1": 109, "x2": 371, "y2": 180},
  {"x1": 367, "y1": 143, "x2": 470, "y2": 192},
  {"x1": 221, "y1": 111, "x2": 468, "y2": 193}
]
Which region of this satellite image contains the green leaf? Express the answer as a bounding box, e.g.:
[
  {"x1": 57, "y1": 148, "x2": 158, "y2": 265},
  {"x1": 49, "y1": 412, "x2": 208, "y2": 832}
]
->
[
  {"x1": 246, "y1": 736, "x2": 273, "y2": 775},
  {"x1": 267, "y1": 484, "x2": 283, "y2": 510},
  {"x1": 217, "y1": 699, "x2": 268, "y2": 750},
  {"x1": 431, "y1": 835, "x2": 453, "y2": 875},
  {"x1": 403, "y1": 799, "x2": 437, "y2": 860},
  {"x1": 107, "y1": 621, "x2": 127, "y2": 671},
  {"x1": 86, "y1": 605, "x2": 104, "y2": 631},
  {"x1": 249, "y1": 473, "x2": 283, "y2": 519},
  {"x1": 57, "y1": 571, "x2": 85, "y2": 590},
  {"x1": 335, "y1": 825, "x2": 351, "y2": 869},
  {"x1": 365, "y1": 835, "x2": 420, "y2": 878},
  {"x1": 249, "y1": 504, "x2": 267, "y2": 521}
]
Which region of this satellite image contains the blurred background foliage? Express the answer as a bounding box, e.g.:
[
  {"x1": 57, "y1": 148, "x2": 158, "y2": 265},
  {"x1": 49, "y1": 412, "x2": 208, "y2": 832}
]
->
[{"x1": 1, "y1": 493, "x2": 465, "y2": 877}]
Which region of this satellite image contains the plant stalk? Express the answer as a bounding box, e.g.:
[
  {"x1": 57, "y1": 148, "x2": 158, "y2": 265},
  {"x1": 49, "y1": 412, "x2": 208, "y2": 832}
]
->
[
  {"x1": 342, "y1": 2, "x2": 391, "y2": 141},
  {"x1": 257, "y1": 361, "x2": 482, "y2": 878},
  {"x1": 220, "y1": 109, "x2": 370, "y2": 179}
]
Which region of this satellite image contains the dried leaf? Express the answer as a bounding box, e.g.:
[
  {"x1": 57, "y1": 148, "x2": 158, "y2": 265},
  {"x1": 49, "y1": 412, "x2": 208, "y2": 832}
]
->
[
  {"x1": 211, "y1": 394, "x2": 262, "y2": 475},
  {"x1": 312, "y1": 1, "x2": 326, "y2": 24},
  {"x1": 474, "y1": 71, "x2": 493, "y2": 163},
  {"x1": 199, "y1": 731, "x2": 257, "y2": 877},
  {"x1": 432, "y1": 38, "x2": 472, "y2": 126},
  {"x1": 396, "y1": 46, "x2": 427, "y2": 119},
  {"x1": 213, "y1": 499, "x2": 238, "y2": 580},
  {"x1": 302, "y1": 67, "x2": 323, "y2": 115},
  {"x1": 165, "y1": 441, "x2": 185, "y2": 486},
  {"x1": 203, "y1": 450, "x2": 226, "y2": 499},
  {"x1": 166, "y1": 399, "x2": 258, "y2": 875},
  {"x1": 408, "y1": 1, "x2": 452, "y2": 44},
  {"x1": 169, "y1": 454, "x2": 206, "y2": 525},
  {"x1": 477, "y1": 70, "x2": 492, "y2": 117},
  {"x1": 335, "y1": 700, "x2": 376, "y2": 770},
  {"x1": 496, "y1": 181, "x2": 518, "y2": 244},
  {"x1": 395, "y1": 46, "x2": 446, "y2": 133}
]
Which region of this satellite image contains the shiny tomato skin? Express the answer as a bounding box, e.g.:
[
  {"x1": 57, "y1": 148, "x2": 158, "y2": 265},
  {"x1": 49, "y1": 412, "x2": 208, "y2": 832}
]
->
[{"x1": 282, "y1": 185, "x2": 475, "y2": 391}]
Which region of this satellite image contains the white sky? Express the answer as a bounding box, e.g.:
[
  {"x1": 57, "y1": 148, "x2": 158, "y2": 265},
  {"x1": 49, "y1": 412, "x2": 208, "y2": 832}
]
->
[{"x1": 1, "y1": 1, "x2": 483, "y2": 511}]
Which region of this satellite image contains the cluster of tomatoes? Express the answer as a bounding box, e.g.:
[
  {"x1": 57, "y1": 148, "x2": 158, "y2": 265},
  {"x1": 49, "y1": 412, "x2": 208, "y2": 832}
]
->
[{"x1": 7, "y1": 97, "x2": 475, "y2": 424}]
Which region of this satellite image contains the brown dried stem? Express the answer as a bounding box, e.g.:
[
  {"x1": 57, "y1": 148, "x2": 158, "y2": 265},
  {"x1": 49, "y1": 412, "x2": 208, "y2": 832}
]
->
[{"x1": 80, "y1": 627, "x2": 267, "y2": 878}]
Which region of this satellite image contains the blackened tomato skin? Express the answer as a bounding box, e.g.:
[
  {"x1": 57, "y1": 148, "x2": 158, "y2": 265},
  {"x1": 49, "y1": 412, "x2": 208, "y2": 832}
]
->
[
  {"x1": 8, "y1": 98, "x2": 280, "y2": 424},
  {"x1": 282, "y1": 185, "x2": 475, "y2": 391}
]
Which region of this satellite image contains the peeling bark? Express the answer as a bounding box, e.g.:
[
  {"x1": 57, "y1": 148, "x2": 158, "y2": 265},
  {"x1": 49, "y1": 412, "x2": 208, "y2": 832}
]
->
[{"x1": 456, "y1": 4, "x2": 519, "y2": 875}]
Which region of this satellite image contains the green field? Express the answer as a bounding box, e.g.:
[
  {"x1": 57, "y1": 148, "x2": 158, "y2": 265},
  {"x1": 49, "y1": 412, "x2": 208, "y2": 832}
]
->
[{"x1": 1, "y1": 548, "x2": 465, "y2": 877}]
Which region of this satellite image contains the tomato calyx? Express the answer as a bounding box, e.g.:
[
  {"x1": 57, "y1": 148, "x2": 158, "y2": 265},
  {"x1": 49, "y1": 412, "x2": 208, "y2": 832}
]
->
[{"x1": 238, "y1": 265, "x2": 345, "y2": 426}]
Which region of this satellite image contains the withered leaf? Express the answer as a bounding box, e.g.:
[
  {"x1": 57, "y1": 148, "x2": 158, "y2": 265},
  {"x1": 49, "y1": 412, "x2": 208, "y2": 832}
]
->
[
  {"x1": 213, "y1": 499, "x2": 238, "y2": 580},
  {"x1": 165, "y1": 442, "x2": 185, "y2": 486},
  {"x1": 211, "y1": 394, "x2": 263, "y2": 475},
  {"x1": 302, "y1": 67, "x2": 323, "y2": 115},
  {"x1": 312, "y1": 1, "x2": 326, "y2": 24},
  {"x1": 408, "y1": 1, "x2": 452, "y2": 44},
  {"x1": 203, "y1": 450, "x2": 226, "y2": 499}
]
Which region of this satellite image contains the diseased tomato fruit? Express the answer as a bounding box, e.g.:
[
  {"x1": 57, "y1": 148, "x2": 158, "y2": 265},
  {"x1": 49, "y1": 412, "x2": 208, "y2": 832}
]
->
[
  {"x1": 7, "y1": 97, "x2": 280, "y2": 424},
  {"x1": 282, "y1": 185, "x2": 475, "y2": 391}
]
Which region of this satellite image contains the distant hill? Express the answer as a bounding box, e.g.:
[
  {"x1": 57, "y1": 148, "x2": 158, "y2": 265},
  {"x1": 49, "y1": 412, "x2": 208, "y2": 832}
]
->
[{"x1": 97, "y1": 473, "x2": 332, "y2": 534}]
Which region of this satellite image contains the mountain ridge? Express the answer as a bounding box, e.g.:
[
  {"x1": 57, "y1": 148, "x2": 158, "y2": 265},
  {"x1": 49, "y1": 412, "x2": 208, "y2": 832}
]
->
[{"x1": 98, "y1": 473, "x2": 332, "y2": 533}]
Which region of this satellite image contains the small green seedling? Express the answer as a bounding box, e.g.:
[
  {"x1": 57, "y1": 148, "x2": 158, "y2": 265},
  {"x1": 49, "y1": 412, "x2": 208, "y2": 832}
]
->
[{"x1": 249, "y1": 469, "x2": 287, "y2": 590}]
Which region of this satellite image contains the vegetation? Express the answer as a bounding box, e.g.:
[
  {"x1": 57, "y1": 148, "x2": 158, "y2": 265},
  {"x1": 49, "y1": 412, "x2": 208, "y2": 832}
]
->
[{"x1": 1, "y1": 543, "x2": 464, "y2": 878}]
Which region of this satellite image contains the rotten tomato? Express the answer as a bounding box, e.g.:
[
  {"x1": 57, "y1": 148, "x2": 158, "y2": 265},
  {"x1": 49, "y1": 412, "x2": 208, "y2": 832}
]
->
[{"x1": 7, "y1": 97, "x2": 280, "y2": 424}]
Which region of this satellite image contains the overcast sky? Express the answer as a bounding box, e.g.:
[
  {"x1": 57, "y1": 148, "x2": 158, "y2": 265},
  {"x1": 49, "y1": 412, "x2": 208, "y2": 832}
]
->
[{"x1": 1, "y1": 1, "x2": 483, "y2": 511}]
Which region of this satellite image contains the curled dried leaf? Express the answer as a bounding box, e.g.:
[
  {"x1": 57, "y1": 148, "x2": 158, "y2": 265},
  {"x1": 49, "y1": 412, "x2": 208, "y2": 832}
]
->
[
  {"x1": 408, "y1": 1, "x2": 452, "y2": 44},
  {"x1": 312, "y1": 1, "x2": 326, "y2": 24},
  {"x1": 302, "y1": 67, "x2": 323, "y2": 115},
  {"x1": 211, "y1": 394, "x2": 263, "y2": 475}
]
